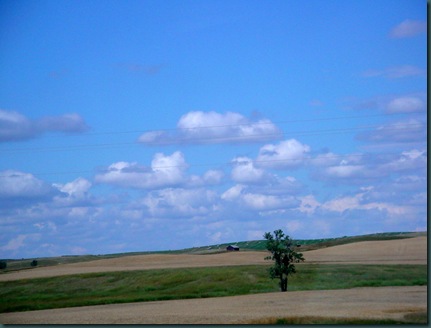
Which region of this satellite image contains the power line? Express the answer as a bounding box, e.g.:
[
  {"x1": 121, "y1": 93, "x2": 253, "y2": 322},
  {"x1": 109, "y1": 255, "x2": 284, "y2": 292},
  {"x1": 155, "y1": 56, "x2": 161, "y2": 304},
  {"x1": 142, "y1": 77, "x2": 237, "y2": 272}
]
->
[
  {"x1": 54, "y1": 112, "x2": 409, "y2": 136},
  {"x1": 1, "y1": 122, "x2": 423, "y2": 153}
]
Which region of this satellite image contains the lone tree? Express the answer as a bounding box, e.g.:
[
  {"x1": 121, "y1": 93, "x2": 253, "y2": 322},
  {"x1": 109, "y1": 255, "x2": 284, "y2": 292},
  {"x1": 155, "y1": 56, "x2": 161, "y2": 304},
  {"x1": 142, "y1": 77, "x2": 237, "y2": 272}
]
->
[{"x1": 264, "y1": 229, "x2": 304, "y2": 292}]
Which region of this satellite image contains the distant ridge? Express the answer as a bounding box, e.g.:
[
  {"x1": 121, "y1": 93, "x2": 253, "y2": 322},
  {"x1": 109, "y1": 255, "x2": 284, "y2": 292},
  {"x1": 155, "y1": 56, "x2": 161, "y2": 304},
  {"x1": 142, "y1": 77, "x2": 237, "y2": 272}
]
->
[
  {"x1": 1, "y1": 231, "x2": 426, "y2": 271},
  {"x1": 180, "y1": 231, "x2": 427, "y2": 254}
]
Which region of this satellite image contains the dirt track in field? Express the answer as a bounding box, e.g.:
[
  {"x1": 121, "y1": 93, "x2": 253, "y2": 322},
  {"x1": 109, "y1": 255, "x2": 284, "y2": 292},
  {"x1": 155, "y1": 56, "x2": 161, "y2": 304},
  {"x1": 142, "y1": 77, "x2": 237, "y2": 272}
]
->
[
  {"x1": 0, "y1": 236, "x2": 427, "y2": 324},
  {"x1": 0, "y1": 236, "x2": 426, "y2": 282},
  {"x1": 1, "y1": 286, "x2": 426, "y2": 324}
]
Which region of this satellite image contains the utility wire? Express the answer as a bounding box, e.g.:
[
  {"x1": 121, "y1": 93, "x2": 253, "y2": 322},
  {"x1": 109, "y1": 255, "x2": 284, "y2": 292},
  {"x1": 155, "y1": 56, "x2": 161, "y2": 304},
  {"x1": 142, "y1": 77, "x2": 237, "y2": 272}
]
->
[
  {"x1": 34, "y1": 112, "x2": 410, "y2": 137},
  {"x1": 1, "y1": 122, "x2": 423, "y2": 153}
]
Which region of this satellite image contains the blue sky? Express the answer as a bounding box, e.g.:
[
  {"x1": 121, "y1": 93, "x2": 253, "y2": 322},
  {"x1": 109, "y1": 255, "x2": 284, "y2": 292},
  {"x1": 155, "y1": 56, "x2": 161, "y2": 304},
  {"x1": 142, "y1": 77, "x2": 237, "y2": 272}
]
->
[{"x1": 0, "y1": 0, "x2": 427, "y2": 258}]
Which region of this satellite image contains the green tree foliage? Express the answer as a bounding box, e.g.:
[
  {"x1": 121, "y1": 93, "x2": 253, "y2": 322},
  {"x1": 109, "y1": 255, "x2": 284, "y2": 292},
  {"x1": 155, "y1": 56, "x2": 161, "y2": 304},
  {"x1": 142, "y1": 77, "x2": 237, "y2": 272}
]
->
[
  {"x1": 264, "y1": 229, "x2": 304, "y2": 292},
  {"x1": 31, "y1": 260, "x2": 38, "y2": 267},
  {"x1": 0, "y1": 261, "x2": 6, "y2": 269}
]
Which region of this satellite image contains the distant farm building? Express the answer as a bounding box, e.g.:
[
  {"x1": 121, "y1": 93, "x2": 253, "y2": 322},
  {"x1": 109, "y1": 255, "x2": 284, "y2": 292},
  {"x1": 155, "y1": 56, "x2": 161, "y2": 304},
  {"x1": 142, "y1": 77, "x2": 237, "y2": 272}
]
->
[{"x1": 226, "y1": 245, "x2": 240, "y2": 251}]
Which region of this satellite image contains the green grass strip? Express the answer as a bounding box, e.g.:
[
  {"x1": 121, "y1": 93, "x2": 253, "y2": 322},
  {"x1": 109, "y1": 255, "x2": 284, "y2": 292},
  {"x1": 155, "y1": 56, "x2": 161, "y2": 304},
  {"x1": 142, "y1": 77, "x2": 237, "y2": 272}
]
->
[{"x1": 0, "y1": 264, "x2": 426, "y2": 313}]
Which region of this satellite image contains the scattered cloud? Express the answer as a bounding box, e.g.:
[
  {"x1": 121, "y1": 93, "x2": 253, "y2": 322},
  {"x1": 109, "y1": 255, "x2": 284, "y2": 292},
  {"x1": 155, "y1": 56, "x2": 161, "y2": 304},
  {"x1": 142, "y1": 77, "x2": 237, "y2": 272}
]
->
[
  {"x1": 361, "y1": 65, "x2": 425, "y2": 79},
  {"x1": 231, "y1": 156, "x2": 267, "y2": 183},
  {"x1": 0, "y1": 235, "x2": 28, "y2": 252},
  {"x1": 0, "y1": 110, "x2": 89, "y2": 142},
  {"x1": 324, "y1": 164, "x2": 366, "y2": 179},
  {"x1": 357, "y1": 118, "x2": 426, "y2": 144},
  {"x1": 117, "y1": 63, "x2": 165, "y2": 75},
  {"x1": 320, "y1": 188, "x2": 411, "y2": 217},
  {"x1": 389, "y1": 19, "x2": 427, "y2": 38},
  {"x1": 140, "y1": 188, "x2": 218, "y2": 218},
  {"x1": 310, "y1": 148, "x2": 426, "y2": 185},
  {"x1": 0, "y1": 234, "x2": 42, "y2": 257},
  {"x1": 309, "y1": 99, "x2": 324, "y2": 106},
  {"x1": 256, "y1": 139, "x2": 311, "y2": 169},
  {"x1": 0, "y1": 145, "x2": 426, "y2": 257},
  {"x1": 298, "y1": 195, "x2": 321, "y2": 214},
  {"x1": 221, "y1": 184, "x2": 298, "y2": 211},
  {"x1": 385, "y1": 96, "x2": 425, "y2": 113},
  {"x1": 0, "y1": 170, "x2": 58, "y2": 200},
  {"x1": 95, "y1": 152, "x2": 188, "y2": 189},
  {"x1": 95, "y1": 151, "x2": 223, "y2": 190},
  {"x1": 138, "y1": 111, "x2": 283, "y2": 145},
  {"x1": 380, "y1": 149, "x2": 427, "y2": 172},
  {"x1": 345, "y1": 94, "x2": 426, "y2": 114},
  {"x1": 38, "y1": 113, "x2": 89, "y2": 134},
  {"x1": 0, "y1": 110, "x2": 34, "y2": 142},
  {"x1": 55, "y1": 178, "x2": 92, "y2": 198}
]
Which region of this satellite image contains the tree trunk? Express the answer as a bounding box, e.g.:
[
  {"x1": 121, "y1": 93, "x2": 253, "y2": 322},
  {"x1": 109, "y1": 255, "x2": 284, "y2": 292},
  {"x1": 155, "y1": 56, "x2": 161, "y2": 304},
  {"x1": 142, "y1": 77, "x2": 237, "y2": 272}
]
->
[{"x1": 280, "y1": 275, "x2": 288, "y2": 292}]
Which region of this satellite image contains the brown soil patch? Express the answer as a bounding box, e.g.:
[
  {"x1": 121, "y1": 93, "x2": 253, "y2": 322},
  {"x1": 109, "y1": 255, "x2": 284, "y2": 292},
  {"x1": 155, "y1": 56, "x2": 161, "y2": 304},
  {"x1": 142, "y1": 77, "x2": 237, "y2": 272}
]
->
[
  {"x1": 0, "y1": 286, "x2": 426, "y2": 324},
  {"x1": 0, "y1": 236, "x2": 426, "y2": 282}
]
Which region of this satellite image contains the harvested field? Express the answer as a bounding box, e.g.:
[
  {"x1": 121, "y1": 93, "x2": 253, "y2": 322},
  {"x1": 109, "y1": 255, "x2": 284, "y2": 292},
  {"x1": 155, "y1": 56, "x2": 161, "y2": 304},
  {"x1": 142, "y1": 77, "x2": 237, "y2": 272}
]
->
[
  {"x1": 303, "y1": 236, "x2": 427, "y2": 264},
  {"x1": 0, "y1": 286, "x2": 426, "y2": 324},
  {"x1": 0, "y1": 236, "x2": 427, "y2": 324},
  {"x1": 0, "y1": 236, "x2": 426, "y2": 282}
]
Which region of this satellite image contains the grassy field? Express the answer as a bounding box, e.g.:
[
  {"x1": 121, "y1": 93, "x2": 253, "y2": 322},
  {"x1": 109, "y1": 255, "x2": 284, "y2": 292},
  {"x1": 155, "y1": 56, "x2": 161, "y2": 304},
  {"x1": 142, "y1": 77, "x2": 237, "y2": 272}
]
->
[{"x1": 0, "y1": 264, "x2": 426, "y2": 313}]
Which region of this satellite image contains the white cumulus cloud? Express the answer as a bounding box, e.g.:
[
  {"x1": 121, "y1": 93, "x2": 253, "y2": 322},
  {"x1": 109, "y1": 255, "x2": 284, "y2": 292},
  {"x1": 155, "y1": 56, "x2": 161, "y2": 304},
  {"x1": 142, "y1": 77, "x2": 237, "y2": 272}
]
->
[
  {"x1": 138, "y1": 111, "x2": 282, "y2": 145},
  {"x1": 55, "y1": 177, "x2": 92, "y2": 197},
  {"x1": 231, "y1": 156, "x2": 266, "y2": 183},
  {"x1": 141, "y1": 188, "x2": 218, "y2": 218},
  {"x1": 221, "y1": 184, "x2": 298, "y2": 211},
  {"x1": 95, "y1": 152, "x2": 188, "y2": 189},
  {"x1": 256, "y1": 139, "x2": 311, "y2": 169}
]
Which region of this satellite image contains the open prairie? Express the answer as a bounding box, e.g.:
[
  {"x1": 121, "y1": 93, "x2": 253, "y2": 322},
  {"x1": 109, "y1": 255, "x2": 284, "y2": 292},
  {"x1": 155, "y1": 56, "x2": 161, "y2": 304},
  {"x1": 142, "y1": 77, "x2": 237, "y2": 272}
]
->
[
  {"x1": 0, "y1": 236, "x2": 427, "y2": 324},
  {"x1": 0, "y1": 236, "x2": 426, "y2": 282}
]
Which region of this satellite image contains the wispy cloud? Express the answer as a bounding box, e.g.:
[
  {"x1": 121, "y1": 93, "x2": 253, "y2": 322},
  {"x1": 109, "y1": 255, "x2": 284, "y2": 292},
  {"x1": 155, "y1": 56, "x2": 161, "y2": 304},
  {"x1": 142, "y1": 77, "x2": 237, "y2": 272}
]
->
[
  {"x1": 385, "y1": 96, "x2": 426, "y2": 113},
  {"x1": 310, "y1": 148, "x2": 427, "y2": 184},
  {"x1": 117, "y1": 63, "x2": 165, "y2": 75},
  {"x1": 361, "y1": 65, "x2": 425, "y2": 79},
  {"x1": 309, "y1": 99, "x2": 324, "y2": 107},
  {"x1": 389, "y1": 19, "x2": 427, "y2": 38},
  {"x1": 138, "y1": 111, "x2": 283, "y2": 145},
  {"x1": 345, "y1": 94, "x2": 426, "y2": 114},
  {"x1": 0, "y1": 110, "x2": 89, "y2": 142},
  {"x1": 357, "y1": 119, "x2": 426, "y2": 144}
]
